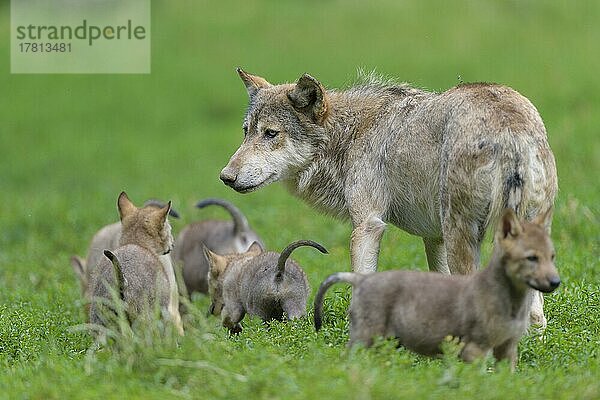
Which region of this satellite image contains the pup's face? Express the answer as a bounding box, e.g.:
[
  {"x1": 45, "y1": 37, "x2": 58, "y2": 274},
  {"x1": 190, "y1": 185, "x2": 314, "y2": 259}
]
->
[
  {"x1": 220, "y1": 69, "x2": 328, "y2": 193},
  {"x1": 118, "y1": 192, "x2": 174, "y2": 255},
  {"x1": 204, "y1": 242, "x2": 264, "y2": 316},
  {"x1": 497, "y1": 209, "x2": 560, "y2": 293}
]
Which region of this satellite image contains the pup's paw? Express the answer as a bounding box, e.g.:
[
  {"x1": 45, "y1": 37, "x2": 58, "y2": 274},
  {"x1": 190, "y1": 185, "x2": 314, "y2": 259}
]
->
[{"x1": 229, "y1": 323, "x2": 243, "y2": 335}]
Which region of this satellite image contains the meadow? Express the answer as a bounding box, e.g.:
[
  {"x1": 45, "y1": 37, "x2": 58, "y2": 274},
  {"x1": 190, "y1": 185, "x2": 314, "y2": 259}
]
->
[{"x1": 1, "y1": 1, "x2": 599, "y2": 398}]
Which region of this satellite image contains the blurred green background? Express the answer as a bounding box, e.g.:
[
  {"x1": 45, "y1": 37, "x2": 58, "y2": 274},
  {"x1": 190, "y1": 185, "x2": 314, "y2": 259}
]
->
[{"x1": 1, "y1": 1, "x2": 599, "y2": 398}]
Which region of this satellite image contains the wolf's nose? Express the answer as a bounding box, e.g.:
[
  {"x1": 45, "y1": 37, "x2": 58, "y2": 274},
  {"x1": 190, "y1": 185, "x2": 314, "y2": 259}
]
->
[
  {"x1": 549, "y1": 277, "x2": 561, "y2": 289},
  {"x1": 220, "y1": 168, "x2": 237, "y2": 187}
]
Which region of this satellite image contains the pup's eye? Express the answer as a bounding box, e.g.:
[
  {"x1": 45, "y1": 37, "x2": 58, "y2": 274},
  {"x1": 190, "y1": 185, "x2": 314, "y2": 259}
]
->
[
  {"x1": 264, "y1": 128, "x2": 279, "y2": 139},
  {"x1": 551, "y1": 253, "x2": 556, "y2": 261},
  {"x1": 526, "y1": 255, "x2": 539, "y2": 262}
]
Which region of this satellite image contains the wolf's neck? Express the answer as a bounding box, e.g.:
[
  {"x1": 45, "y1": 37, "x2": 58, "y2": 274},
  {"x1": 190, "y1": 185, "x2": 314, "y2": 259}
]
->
[
  {"x1": 480, "y1": 250, "x2": 531, "y2": 318},
  {"x1": 284, "y1": 86, "x2": 427, "y2": 219}
]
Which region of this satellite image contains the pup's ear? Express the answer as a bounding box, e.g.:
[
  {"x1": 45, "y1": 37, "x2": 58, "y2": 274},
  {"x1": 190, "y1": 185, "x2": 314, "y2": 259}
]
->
[
  {"x1": 237, "y1": 67, "x2": 271, "y2": 98},
  {"x1": 203, "y1": 245, "x2": 226, "y2": 277},
  {"x1": 158, "y1": 201, "x2": 172, "y2": 222},
  {"x1": 247, "y1": 241, "x2": 264, "y2": 255},
  {"x1": 70, "y1": 256, "x2": 86, "y2": 281},
  {"x1": 118, "y1": 191, "x2": 137, "y2": 220},
  {"x1": 497, "y1": 208, "x2": 522, "y2": 240},
  {"x1": 532, "y1": 207, "x2": 553, "y2": 232},
  {"x1": 288, "y1": 73, "x2": 329, "y2": 123}
]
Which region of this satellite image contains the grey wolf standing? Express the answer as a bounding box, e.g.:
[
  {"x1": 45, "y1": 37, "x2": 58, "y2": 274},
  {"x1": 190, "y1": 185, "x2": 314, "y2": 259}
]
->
[
  {"x1": 314, "y1": 209, "x2": 559, "y2": 370},
  {"x1": 220, "y1": 69, "x2": 557, "y2": 326}
]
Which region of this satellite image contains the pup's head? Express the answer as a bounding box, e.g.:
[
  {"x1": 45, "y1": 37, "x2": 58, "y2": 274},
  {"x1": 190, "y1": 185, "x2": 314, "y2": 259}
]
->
[
  {"x1": 203, "y1": 241, "x2": 264, "y2": 316},
  {"x1": 495, "y1": 208, "x2": 560, "y2": 293},
  {"x1": 220, "y1": 68, "x2": 329, "y2": 193},
  {"x1": 118, "y1": 191, "x2": 174, "y2": 255}
]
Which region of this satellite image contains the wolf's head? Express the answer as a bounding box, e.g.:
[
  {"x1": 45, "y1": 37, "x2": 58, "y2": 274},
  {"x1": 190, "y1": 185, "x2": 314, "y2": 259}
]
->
[
  {"x1": 203, "y1": 242, "x2": 263, "y2": 316},
  {"x1": 220, "y1": 69, "x2": 329, "y2": 193},
  {"x1": 117, "y1": 191, "x2": 174, "y2": 256},
  {"x1": 495, "y1": 208, "x2": 560, "y2": 293}
]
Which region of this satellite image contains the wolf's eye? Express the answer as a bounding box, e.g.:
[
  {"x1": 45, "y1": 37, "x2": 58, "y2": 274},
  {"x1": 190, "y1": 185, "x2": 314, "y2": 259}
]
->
[
  {"x1": 243, "y1": 126, "x2": 248, "y2": 137},
  {"x1": 526, "y1": 255, "x2": 539, "y2": 262},
  {"x1": 551, "y1": 253, "x2": 556, "y2": 261},
  {"x1": 264, "y1": 128, "x2": 279, "y2": 139}
]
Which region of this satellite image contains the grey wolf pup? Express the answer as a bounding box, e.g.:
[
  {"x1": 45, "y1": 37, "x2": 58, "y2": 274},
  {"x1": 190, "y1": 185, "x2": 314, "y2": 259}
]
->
[
  {"x1": 70, "y1": 199, "x2": 179, "y2": 309},
  {"x1": 205, "y1": 240, "x2": 327, "y2": 333},
  {"x1": 173, "y1": 198, "x2": 263, "y2": 295},
  {"x1": 314, "y1": 209, "x2": 559, "y2": 370},
  {"x1": 220, "y1": 69, "x2": 557, "y2": 327},
  {"x1": 89, "y1": 192, "x2": 184, "y2": 335}
]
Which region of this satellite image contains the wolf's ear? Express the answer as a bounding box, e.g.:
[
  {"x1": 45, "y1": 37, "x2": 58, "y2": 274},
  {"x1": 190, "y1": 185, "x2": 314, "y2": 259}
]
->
[
  {"x1": 159, "y1": 201, "x2": 172, "y2": 221},
  {"x1": 532, "y1": 207, "x2": 553, "y2": 232},
  {"x1": 237, "y1": 67, "x2": 271, "y2": 98},
  {"x1": 288, "y1": 73, "x2": 329, "y2": 124},
  {"x1": 203, "y1": 245, "x2": 225, "y2": 276},
  {"x1": 247, "y1": 241, "x2": 264, "y2": 255},
  {"x1": 118, "y1": 191, "x2": 137, "y2": 220},
  {"x1": 498, "y1": 208, "x2": 522, "y2": 240}
]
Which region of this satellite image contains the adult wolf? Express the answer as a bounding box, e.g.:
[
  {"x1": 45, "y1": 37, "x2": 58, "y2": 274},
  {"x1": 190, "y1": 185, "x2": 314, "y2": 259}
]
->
[{"x1": 220, "y1": 69, "x2": 557, "y2": 327}]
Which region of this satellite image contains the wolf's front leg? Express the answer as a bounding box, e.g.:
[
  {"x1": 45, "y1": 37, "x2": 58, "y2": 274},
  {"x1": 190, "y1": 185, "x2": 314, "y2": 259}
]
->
[{"x1": 350, "y1": 216, "x2": 387, "y2": 273}]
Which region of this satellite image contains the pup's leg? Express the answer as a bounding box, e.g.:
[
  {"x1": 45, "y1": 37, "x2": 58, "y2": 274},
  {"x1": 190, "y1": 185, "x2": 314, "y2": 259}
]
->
[
  {"x1": 460, "y1": 342, "x2": 488, "y2": 362},
  {"x1": 350, "y1": 216, "x2": 386, "y2": 273},
  {"x1": 529, "y1": 291, "x2": 547, "y2": 330},
  {"x1": 282, "y1": 298, "x2": 307, "y2": 320},
  {"x1": 221, "y1": 303, "x2": 245, "y2": 334},
  {"x1": 493, "y1": 338, "x2": 518, "y2": 372},
  {"x1": 423, "y1": 237, "x2": 450, "y2": 274}
]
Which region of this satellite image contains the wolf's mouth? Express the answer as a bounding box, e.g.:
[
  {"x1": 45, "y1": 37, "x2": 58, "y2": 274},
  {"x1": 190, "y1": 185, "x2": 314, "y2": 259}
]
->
[
  {"x1": 233, "y1": 173, "x2": 278, "y2": 193},
  {"x1": 527, "y1": 280, "x2": 559, "y2": 293}
]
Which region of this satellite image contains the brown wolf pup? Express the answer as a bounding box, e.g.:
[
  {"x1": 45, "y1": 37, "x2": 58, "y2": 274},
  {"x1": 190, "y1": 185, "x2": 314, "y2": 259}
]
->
[
  {"x1": 205, "y1": 240, "x2": 327, "y2": 333},
  {"x1": 70, "y1": 199, "x2": 179, "y2": 308},
  {"x1": 173, "y1": 198, "x2": 263, "y2": 295},
  {"x1": 314, "y1": 209, "x2": 560, "y2": 370},
  {"x1": 89, "y1": 192, "x2": 184, "y2": 335},
  {"x1": 220, "y1": 69, "x2": 557, "y2": 328}
]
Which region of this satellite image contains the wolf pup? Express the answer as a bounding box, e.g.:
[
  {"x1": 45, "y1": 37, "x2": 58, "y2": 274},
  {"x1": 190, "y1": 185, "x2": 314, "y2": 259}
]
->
[
  {"x1": 220, "y1": 69, "x2": 557, "y2": 327},
  {"x1": 314, "y1": 210, "x2": 559, "y2": 370},
  {"x1": 89, "y1": 192, "x2": 184, "y2": 335},
  {"x1": 173, "y1": 198, "x2": 263, "y2": 295},
  {"x1": 70, "y1": 199, "x2": 179, "y2": 305},
  {"x1": 204, "y1": 240, "x2": 327, "y2": 333}
]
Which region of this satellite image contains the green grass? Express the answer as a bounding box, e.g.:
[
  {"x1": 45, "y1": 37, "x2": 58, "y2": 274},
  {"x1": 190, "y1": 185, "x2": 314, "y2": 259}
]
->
[{"x1": 1, "y1": 0, "x2": 599, "y2": 398}]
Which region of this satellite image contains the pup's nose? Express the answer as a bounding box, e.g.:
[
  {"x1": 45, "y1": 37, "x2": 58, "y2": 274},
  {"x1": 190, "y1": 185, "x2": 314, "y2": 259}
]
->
[
  {"x1": 549, "y1": 277, "x2": 561, "y2": 289},
  {"x1": 220, "y1": 167, "x2": 237, "y2": 187}
]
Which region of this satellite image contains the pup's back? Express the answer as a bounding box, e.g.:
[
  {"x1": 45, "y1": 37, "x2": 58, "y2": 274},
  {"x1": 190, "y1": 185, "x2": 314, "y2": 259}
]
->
[
  {"x1": 89, "y1": 244, "x2": 169, "y2": 325},
  {"x1": 238, "y1": 252, "x2": 311, "y2": 320},
  {"x1": 174, "y1": 198, "x2": 263, "y2": 294}
]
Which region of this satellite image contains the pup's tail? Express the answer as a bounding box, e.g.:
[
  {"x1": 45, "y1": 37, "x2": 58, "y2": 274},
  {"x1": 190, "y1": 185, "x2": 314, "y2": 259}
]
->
[
  {"x1": 196, "y1": 198, "x2": 249, "y2": 235},
  {"x1": 314, "y1": 272, "x2": 364, "y2": 331},
  {"x1": 143, "y1": 199, "x2": 180, "y2": 219},
  {"x1": 276, "y1": 240, "x2": 328, "y2": 279},
  {"x1": 103, "y1": 250, "x2": 125, "y2": 301}
]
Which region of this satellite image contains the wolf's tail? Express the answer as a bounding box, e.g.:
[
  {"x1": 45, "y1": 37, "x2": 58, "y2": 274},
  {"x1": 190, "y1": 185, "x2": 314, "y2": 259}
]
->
[
  {"x1": 314, "y1": 272, "x2": 365, "y2": 331},
  {"x1": 276, "y1": 240, "x2": 328, "y2": 279},
  {"x1": 196, "y1": 198, "x2": 249, "y2": 235},
  {"x1": 103, "y1": 250, "x2": 125, "y2": 301}
]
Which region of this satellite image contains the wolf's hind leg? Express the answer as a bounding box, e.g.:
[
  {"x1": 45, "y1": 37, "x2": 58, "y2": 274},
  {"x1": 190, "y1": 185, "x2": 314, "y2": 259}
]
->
[{"x1": 423, "y1": 237, "x2": 450, "y2": 274}]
